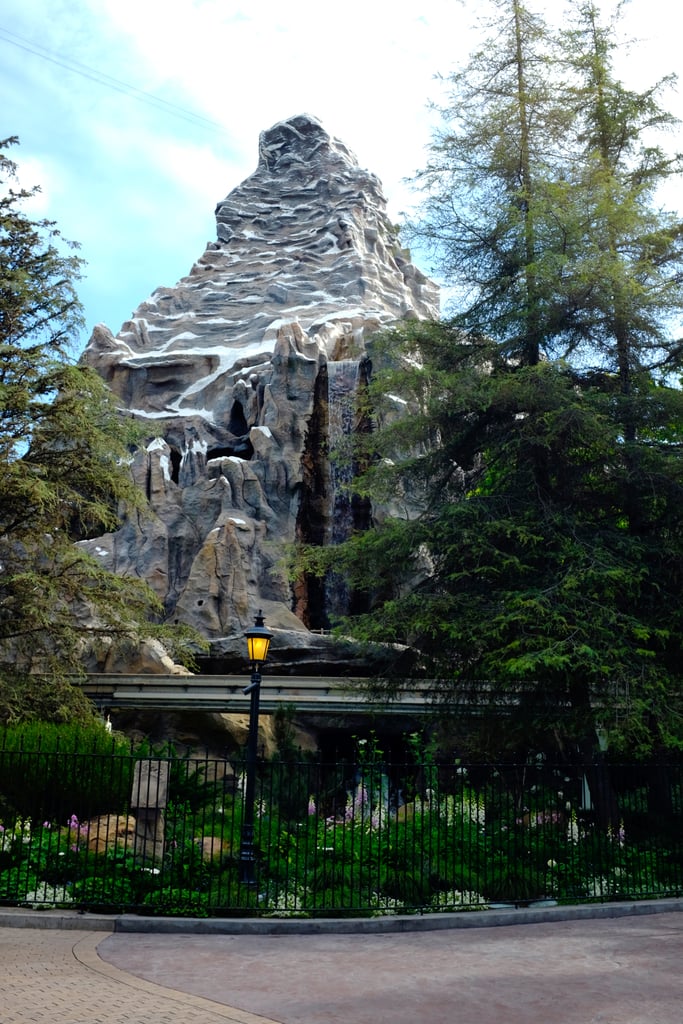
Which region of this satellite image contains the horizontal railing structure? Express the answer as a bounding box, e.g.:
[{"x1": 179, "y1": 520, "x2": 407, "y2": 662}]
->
[
  {"x1": 76, "y1": 674, "x2": 594, "y2": 716},
  {"x1": 78, "y1": 673, "x2": 396, "y2": 714},
  {"x1": 0, "y1": 742, "x2": 680, "y2": 917}
]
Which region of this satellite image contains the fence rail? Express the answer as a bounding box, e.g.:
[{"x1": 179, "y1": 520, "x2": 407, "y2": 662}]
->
[{"x1": 0, "y1": 744, "x2": 681, "y2": 917}]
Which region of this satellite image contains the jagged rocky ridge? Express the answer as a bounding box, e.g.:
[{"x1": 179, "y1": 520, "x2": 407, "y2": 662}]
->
[{"x1": 81, "y1": 114, "x2": 439, "y2": 672}]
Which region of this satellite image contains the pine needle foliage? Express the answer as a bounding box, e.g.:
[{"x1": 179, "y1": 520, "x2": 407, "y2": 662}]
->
[
  {"x1": 0, "y1": 138, "x2": 198, "y2": 724},
  {"x1": 296, "y1": 3, "x2": 683, "y2": 758}
]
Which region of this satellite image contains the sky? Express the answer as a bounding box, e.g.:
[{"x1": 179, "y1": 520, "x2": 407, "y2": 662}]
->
[{"x1": 2, "y1": 0, "x2": 682, "y2": 352}]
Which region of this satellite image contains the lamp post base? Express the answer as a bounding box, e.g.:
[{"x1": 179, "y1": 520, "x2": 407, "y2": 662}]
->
[{"x1": 239, "y1": 826, "x2": 257, "y2": 886}]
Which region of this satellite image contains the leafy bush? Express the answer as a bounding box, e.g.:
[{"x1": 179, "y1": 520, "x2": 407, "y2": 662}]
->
[
  {"x1": 0, "y1": 748, "x2": 680, "y2": 916},
  {"x1": 141, "y1": 887, "x2": 210, "y2": 917},
  {"x1": 72, "y1": 875, "x2": 138, "y2": 913},
  {"x1": 0, "y1": 722, "x2": 133, "y2": 821}
]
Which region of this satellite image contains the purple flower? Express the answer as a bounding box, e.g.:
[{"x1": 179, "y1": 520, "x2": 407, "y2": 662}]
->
[{"x1": 355, "y1": 786, "x2": 368, "y2": 811}]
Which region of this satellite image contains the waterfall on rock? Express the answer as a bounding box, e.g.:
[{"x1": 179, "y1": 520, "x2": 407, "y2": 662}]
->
[
  {"x1": 325, "y1": 359, "x2": 360, "y2": 623},
  {"x1": 327, "y1": 359, "x2": 360, "y2": 545},
  {"x1": 324, "y1": 357, "x2": 373, "y2": 625}
]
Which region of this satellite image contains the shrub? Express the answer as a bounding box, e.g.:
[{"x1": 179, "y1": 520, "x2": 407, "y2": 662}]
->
[
  {"x1": 72, "y1": 875, "x2": 137, "y2": 913},
  {"x1": 141, "y1": 887, "x2": 210, "y2": 917},
  {"x1": 0, "y1": 722, "x2": 133, "y2": 822}
]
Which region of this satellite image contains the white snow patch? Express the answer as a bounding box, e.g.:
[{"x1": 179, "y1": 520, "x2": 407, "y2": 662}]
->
[
  {"x1": 146, "y1": 437, "x2": 169, "y2": 452},
  {"x1": 168, "y1": 342, "x2": 277, "y2": 404},
  {"x1": 130, "y1": 406, "x2": 216, "y2": 423},
  {"x1": 168, "y1": 332, "x2": 200, "y2": 342},
  {"x1": 251, "y1": 426, "x2": 273, "y2": 439},
  {"x1": 185, "y1": 437, "x2": 208, "y2": 457},
  {"x1": 130, "y1": 408, "x2": 179, "y2": 419},
  {"x1": 176, "y1": 406, "x2": 216, "y2": 424},
  {"x1": 309, "y1": 307, "x2": 375, "y2": 327},
  {"x1": 131, "y1": 318, "x2": 167, "y2": 332},
  {"x1": 264, "y1": 317, "x2": 299, "y2": 333}
]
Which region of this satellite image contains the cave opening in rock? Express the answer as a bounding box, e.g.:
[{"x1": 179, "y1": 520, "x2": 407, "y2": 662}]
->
[
  {"x1": 206, "y1": 401, "x2": 254, "y2": 461},
  {"x1": 228, "y1": 400, "x2": 249, "y2": 436},
  {"x1": 169, "y1": 447, "x2": 181, "y2": 484},
  {"x1": 206, "y1": 439, "x2": 254, "y2": 461}
]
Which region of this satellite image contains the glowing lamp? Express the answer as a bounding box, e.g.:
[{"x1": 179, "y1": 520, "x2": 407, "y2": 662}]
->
[{"x1": 244, "y1": 610, "x2": 273, "y2": 666}]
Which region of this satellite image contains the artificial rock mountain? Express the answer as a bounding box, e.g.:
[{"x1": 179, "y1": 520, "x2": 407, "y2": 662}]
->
[{"x1": 81, "y1": 114, "x2": 439, "y2": 672}]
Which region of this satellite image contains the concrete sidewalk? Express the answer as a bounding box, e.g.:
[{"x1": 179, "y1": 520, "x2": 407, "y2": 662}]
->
[{"x1": 1, "y1": 902, "x2": 682, "y2": 1024}]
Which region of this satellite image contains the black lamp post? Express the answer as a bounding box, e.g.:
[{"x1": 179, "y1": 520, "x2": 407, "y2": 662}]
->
[{"x1": 239, "y1": 609, "x2": 273, "y2": 885}]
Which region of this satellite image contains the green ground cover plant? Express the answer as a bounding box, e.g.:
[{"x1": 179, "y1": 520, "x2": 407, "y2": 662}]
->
[{"x1": 0, "y1": 735, "x2": 679, "y2": 916}]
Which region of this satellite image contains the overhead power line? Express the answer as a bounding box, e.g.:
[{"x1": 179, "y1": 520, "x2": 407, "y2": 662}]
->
[{"x1": 0, "y1": 25, "x2": 226, "y2": 133}]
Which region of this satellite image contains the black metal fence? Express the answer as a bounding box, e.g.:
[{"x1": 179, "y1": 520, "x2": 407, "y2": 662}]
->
[{"x1": 0, "y1": 743, "x2": 681, "y2": 917}]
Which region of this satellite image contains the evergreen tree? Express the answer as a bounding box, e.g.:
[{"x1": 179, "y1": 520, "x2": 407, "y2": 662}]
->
[
  {"x1": 409, "y1": 0, "x2": 571, "y2": 366},
  {"x1": 557, "y1": 1, "x2": 683, "y2": 400},
  {"x1": 0, "y1": 138, "x2": 194, "y2": 724},
  {"x1": 337, "y1": 330, "x2": 683, "y2": 759},
  {"x1": 305, "y1": 2, "x2": 683, "y2": 760}
]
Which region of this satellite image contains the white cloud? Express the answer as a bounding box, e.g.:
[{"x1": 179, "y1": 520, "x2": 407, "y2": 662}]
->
[
  {"x1": 2, "y1": 0, "x2": 681, "y2": 343},
  {"x1": 11, "y1": 156, "x2": 54, "y2": 214}
]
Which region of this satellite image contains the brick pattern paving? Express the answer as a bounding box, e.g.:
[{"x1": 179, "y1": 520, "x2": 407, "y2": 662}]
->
[
  {"x1": 101, "y1": 914, "x2": 683, "y2": 1024},
  {"x1": 0, "y1": 928, "x2": 277, "y2": 1024},
  {"x1": 2, "y1": 910, "x2": 683, "y2": 1024}
]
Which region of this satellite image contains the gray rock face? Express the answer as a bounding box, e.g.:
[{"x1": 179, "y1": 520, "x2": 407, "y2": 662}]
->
[{"x1": 81, "y1": 114, "x2": 438, "y2": 669}]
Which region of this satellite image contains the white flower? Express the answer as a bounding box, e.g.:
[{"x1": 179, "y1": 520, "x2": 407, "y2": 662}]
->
[
  {"x1": 567, "y1": 811, "x2": 580, "y2": 844},
  {"x1": 22, "y1": 882, "x2": 74, "y2": 909}
]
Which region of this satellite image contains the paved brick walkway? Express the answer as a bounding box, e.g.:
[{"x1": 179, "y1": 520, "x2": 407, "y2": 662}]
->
[
  {"x1": 1, "y1": 908, "x2": 682, "y2": 1024},
  {"x1": 0, "y1": 928, "x2": 276, "y2": 1024},
  {"x1": 100, "y1": 914, "x2": 683, "y2": 1024}
]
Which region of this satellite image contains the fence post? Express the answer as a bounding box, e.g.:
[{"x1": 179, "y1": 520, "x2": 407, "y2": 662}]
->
[{"x1": 131, "y1": 759, "x2": 169, "y2": 864}]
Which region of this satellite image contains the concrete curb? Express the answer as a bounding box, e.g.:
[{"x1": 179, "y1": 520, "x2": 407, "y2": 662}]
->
[{"x1": 1, "y1": 897, "x2": 681, "y2": 935}]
